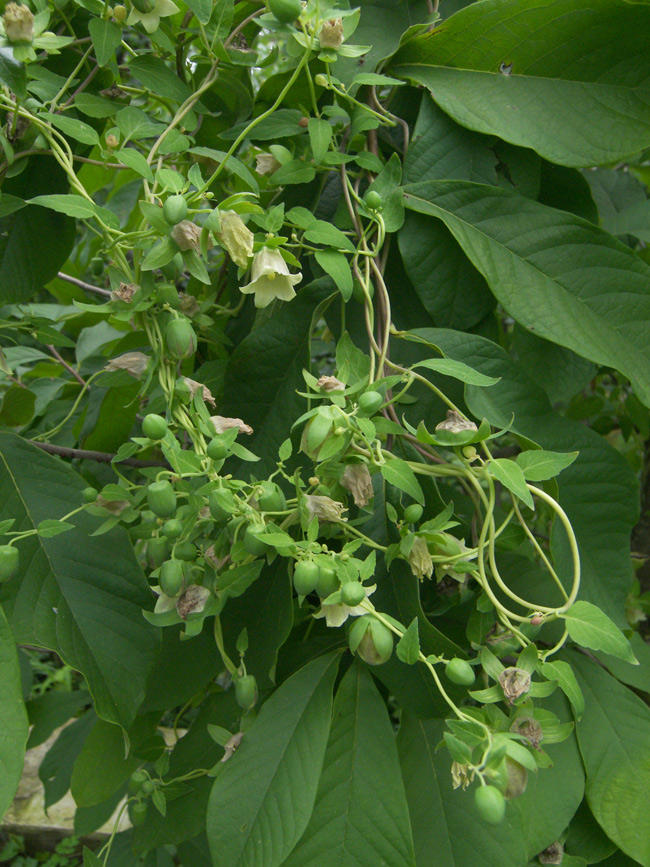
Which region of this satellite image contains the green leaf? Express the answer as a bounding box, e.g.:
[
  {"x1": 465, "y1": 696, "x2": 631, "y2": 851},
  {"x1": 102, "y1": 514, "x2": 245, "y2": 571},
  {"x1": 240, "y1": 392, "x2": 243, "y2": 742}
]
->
[
  {"x1": 28, "y1": 194, "x2": 97, "y2": 220},
  {"x1": 284, "y1": 662, "x2": 415, "y2": 867},
  {"x1": 396, "y1": 617, "x2": 420, "y2": 665},
  {"x1": 314, "y1": 249, "x2": 353, "y2": 300},
  {"x1": 270, "y1": 160, "x2": 316, "y2": 186},
  {"x1": 488, "y1": 458, "x2": 534, "y2": 510},
  {"x1": 0, "y1": 52, "x2": 26, "y2": 99},
  {"x1": 540, "y1": 660, "x2": 584, "y2": 720},
  {"x1": 563, "y1": 602, "x2": 637, "y2": 664},
  {"x1": 569, "y1": 652, "x2": 650, "y2": 867},
  {"x1": 304, "y1": 220, "x2": 355, "y2": 253},
  {"x1": 141, "y1": 238, "x2": 178, "y2": 271},
  {"x1": 516, "y1": 450, "x2": 578, "y2": 481},
  {"x1": 83, "y1": 847, "x2": 103, "y2": 867},
  {"x1": 183, "y1": 0, "x2": 212, "y2": 24},
  {"x1": 403, "y1": 181, "x2": 650, "y2": 407},
  {"x1": 88, "y1": 18, "x2": 122, "y2": 67},
  {"x1": 74, "y1": 94, "x2": 120, "y2": 118},
  {"x1": 308, "y1": 117, "x2": 332, "y2": 164},
  {"x1": 116, "y1": 148, "x2": 154, "y2": 182},
  {"x1": 0, "y1": 434, "x2": 159, "y2": 728},
  {"x1": 0, "y1": 386, "x2": 35, "y2": 427},
  {"x1": 391, "y1": 0, "x2": 650, "y2": 167},
  {"x1": 0, "y1": 605, "x2": 28, "y2": 820},
  {"x1": 71, "y1": 718, "x2": 138, "y2": 807},
  {"x1": 397, "y1": 715, "x2": 528, "y2": 866},
  {"x1": 206, "y1": 653, "x2": 340, "y2": 867},
  {"x1": 129, "y1": 55, "x2": 194, "y2": 104},
  {"x1": 42, "y1": 113, "x2": 100, "y2": 146},
  {"x1": 0, "y1": 194, "x2": 26, "y2": 219},
  {"x1": 37, "y1": 519, "x2": 74, "y2": 538},
  {"x1": 381, "y1": 458, "x2": 424, "y2": 505},
  {"x1": 413, "y1": 357, "x2": 499, "y2": 387}
]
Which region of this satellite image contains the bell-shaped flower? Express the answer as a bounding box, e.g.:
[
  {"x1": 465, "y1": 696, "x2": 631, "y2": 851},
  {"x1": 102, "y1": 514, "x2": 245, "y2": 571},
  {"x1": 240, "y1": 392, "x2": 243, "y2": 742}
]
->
[
  {"x1": 239, "y1": 247, "x2": 302, "y2": 308},
  {"x1": 127, "y1": 0, "x2": 179, "y2": 33},
  {"x1": 319, "y1": 18, "x2": 344, "y2": 49},
  {"x1": 304, "y1": 494, "x2": 347, "y2": 523},
  {"x1": 341, "y1": 463, "x2": 374, "y2": 507},
  {"x1": 216, "y1": 211, "x2": 254, "y2": 269},
  {"x1": 408, "y1": 535, "x2": 433, "y2": 581},
  {"x1": 314, "y1": 584, "x2": 376, "y2": 628}
]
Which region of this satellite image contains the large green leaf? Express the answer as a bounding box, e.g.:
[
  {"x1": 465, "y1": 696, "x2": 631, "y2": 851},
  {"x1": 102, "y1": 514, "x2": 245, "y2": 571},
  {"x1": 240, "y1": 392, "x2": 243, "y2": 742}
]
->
[
  {"x1": 391, "y1": 0, "x2": 650, "y2": 167},
  {"x1": 284, "y1": 662, "x2": 415, "y2": 867},
  {"x1": 568, "y1": 652, "x2": 650, "y2": 867},
  {"x1": 0, "y1": 605, "x2": 28, "y2": 820},
  {"x1": 206, "y1": 652, "x2": 340, "y2": 867},
  {"x1": 403, "y1": 329, "x2": 638, "y2": 624},
  {"x1": 0, "y1": 434, "x2": 159, "y2": 728},
  {"x1": 397, "y1": 715, "x2": 528, "y2": 866},
  {"x1": 218, "y1": 280, "x2": 335, "y2": 475},
  {"x1": 403, "y1": 181, "x2": 650, "y2": 407},
  {"x1": 70, "y1": 718, "x2": 139, "y2": 807}
]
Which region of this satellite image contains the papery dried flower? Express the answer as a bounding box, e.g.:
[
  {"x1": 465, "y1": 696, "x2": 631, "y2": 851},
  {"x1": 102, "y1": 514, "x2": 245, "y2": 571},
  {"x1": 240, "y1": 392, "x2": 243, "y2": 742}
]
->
[
  {"x1": 171, "y1": 220, "x2": 201, "y2": 251},
  {"x1": 451, "y1": 761, "x2": 475, "y2": 790},
  {"x1": 317, "y1": 375, "x2": 346, "y2": 392},
  {"x1": 435, "y1": 409, "x2": 478, "y2": 434},
  {"x1": 539, "y1": 843, "x2": 564, "y2": 865},
  {"x1": 105, "y1": 134, "x2": 119, "y2": 150},
  {"x1": 184, "y1": 377, "x2": 216, "y2": 406},
  {"x1": 408, "y1": 535, "x2": 433, "y2": 581},
  {"x1": 204, "y1": 544, "x2": 230, "y2": 571},
  {"x1": 504, "y1": 757, "x2": 528, "y2": 799},
  {"x1": 221, "y1": 731, "x2": 244, "y2": 762},
  {"x1": 105, "y1": 351, "x2": 149, "y2": 378},
  {"x1": 176, "y1": 584, "x2": 211, "y2": 620},
  {"x1": 498, "y1": 667, "x2": 532, "y2": 704},
  {"x1": 3, "y1": 3, "x2": 34, "y2": 42},
  {"x1": 319, "y1": 18, "x2": 344, "y2": 49},
  {"x1": 216, "y1": 211, "x2": 254, "y2": 269},
  {"x1": 96, "y1": 494, "x2": 130, "y2": 516},
  {"x1": 179, "y1": 293, "x2": 199, "y2": 316},
  {"x1": 255, "y1": 153, "x2": 281, "y2": 176},
  {"x1": 510, "y1": 715, "x2": 543, "y2": 750},
  {"x1": 341, "y1": 463, "x2": 374, "y2": 507},
  {"x1": 210, "y1": 415, "x2": 253, "y2": 435},
  {"x1": 304, "y1": 494, "x2": 347, "y2": 523},
  {"x1": 110, "y1": 282, "x2": 137, "y2": 303},
  {"x1": 239, "y1": 247, "x2": 302, "y2": 308}
]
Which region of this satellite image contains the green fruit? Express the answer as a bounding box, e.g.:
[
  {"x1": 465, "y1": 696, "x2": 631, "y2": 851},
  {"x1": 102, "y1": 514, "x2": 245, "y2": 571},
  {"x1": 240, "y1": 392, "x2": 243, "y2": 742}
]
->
[
  {"x1": 0, "y1": 546, "x2": 19, "y2": 583},
  {"x1": 147, "y1": 536, "x2": 169, "y2": 569},
  {"x1": 207, "y1": 438, "x2": 228, "y2": 461},
  {"x1": 474, "y1": 785, "x2": 506, "y2": 825},
  {"x1": 293, "y1": 560, "x2": 319, "y2": 596},
  {"x1": 166, "y1": 317, "x2": 197, "y2": 358},
  {"x1": 159, "y1": 559, "x2": 185, "y2": 597},
  {"x1": 140, "y1": 780, "x2": 155, "y2": 795},
  {"x1": 305, "y1": 411, "x2": 333, "y2": 455},
  {"x1": 315, "y1": 563, "x2": 338, "y2": 598},
  {"x1": 147, "y1": 480, "x2": 176, "y2": 518},
  {"x1": 403, "y1": 504, "x2": 423, "y2": 524},
  {"x1": 358, "y1": 391, "x2": 383, "y2": 415},
  {"x1": 445, "y1": 658, "x2": 475, "y2": 686},
  {"x1": 174, "y1": 540, "x2": 197, "y2": 561},
  {"x1": 90, "y1": 256, "x2": 104, "y2": 277},
  {"x1": 341, "y1": 581, "x2": 365, "y2": 607},
  {"x1": 157, "y1": 284, "x2": 180, "y2": 307},
  {"x1": 365, "y1": 190, "x2": 383, "y2": 211},
  {"x1": 243, "y1": 525, "x2": 268, "y2": 557},
  {"x1": 162, "y1": 518, "x2": 183, "y2": 540},
  {"x1": 257, "y1": 482, "x2": 286, "y2": 513},
  {"x1": 128, "y1": 770, "x2": 148, "y2": 795},
  {"x1": 130, "y1": 801, "x2": 148, "y2": 826},
  {"x1": 82, "y1": 486, "x2": 98, "y2": 504},
  {"x1": 208, "y1": 489, "x2": 236, "y2": 522},
  {"x1": 162, "y1": 195, "x2": 188, "y2": 225},
  {"x1": 142, "y1": 413, "x2": 168, "y2": 440},
  {"x1": 267, "y1": 0, "x2": 301, "y2": 23},
  {"x1": 235, "y1": 674, "x2": 258, "y2": 711},
  {"x1": 350, "y1": 616, "x2": 393, "y2": 665}
]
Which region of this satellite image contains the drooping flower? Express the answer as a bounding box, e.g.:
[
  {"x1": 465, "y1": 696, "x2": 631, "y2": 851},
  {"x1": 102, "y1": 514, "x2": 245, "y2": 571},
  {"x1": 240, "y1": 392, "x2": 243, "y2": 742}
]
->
[
  {"x1": 313, "y1": 583, "x2": 376, "y2": 628},
  {"x1": 408, "y1": 535, "x2": 433, "y2": 581},
  {"x1": 216, "y1": 211, "x2": 254, "y2": 269},
  {"x1": 176, "y1": 584, "x2": 211, "y2": 620},
  {"x1": 184, "y1": 377, "x2": 216, "y2": 406},
  {"x1": 317, "y1": 375, "x2": 345, "y2": 392},
  {"x1": 110, "y1": 282, "x2": 137, "y2": 303},
  {"x1": 319, "y1": 18, "x2": 344, "y2": 49},
  {"x1": 239, "y1": 247, "x2": 302, "y2": 309},
  {"x1": 210, "y1": 415, "x2": 253, "y2": 436},
  {"x1": 105, "y1": 351, "x2": 149, "y2": 378},
  {"x1": 304, "y1": 494, "x2": 347, "y2": 523},
  {"x1": 3, "y1": 3, "x2": 33, "y2": 42},
  {"x1": 341, "y1": 463, "x2": 374, "y2": 507},
  {"x1": 127, "y1": 0, "x2": 179, "y2": 33},
  {"x1": 435, "y1": 408, "x2": 477, "y2": 434},
  {"x1": 255, "y1": 153, "x2": 281, "y2": 176},
  {"x1": 171, "y1": 220, "x2": 201, "y2": 251}
]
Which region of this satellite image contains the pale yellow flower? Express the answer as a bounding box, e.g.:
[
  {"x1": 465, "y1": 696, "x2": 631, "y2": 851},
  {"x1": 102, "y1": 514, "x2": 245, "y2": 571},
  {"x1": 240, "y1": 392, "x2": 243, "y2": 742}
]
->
[
  {"x1": 3, "y1": 3, "x2": 33, "y2": 42},
  {"x1": 304, "y1": 495, "x2": 347, "y2": 523},
  {"x1": 217, "y1": 211, "x2": 254, "y2": 269},
  {"x1": 127, "y1": 0, "x2": 179, "y2": 33},
  {"x1": 105, "y1": 351, "x2": 148, "y2": 378},
  {"x1": 341, "y1": 463, "x2": 374, "y2": 507},
  {"x1": 239, "y1": 247, "x2": 302, "y2": 308},
  {"x1": 319, "y1": 18, "x2": 344, "y2": 49},
  {"x1": 408, "y1": 535, "x2": 433, "y2": 581}
]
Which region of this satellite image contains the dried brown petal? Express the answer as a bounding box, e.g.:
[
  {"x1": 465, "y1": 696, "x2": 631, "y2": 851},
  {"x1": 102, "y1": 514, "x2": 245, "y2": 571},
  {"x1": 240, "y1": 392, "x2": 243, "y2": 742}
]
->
[
  {"x1": 341, "y1": 463, "x2": 374, "y2": 507},
  {"x1": 539, "y1": 842, "x2": 564, "y2": 865},
  {"x1": 317, "y1": 375, "x2": 346, "y2": 392},
  {"x1": 184, "y1": 377, "x2": 216, "y2": 406},
  {"x1": 210, "y1": 415, "x2": 253, "y2": 435},
  {"x1": 435, "y1": 409, "x2": 478, "y2": 434},
  {"x1": 304, "y1": 494, "x2": 347, "y2": 523},
  {"x1": 96, "y1": 494, "x2": 130, "y2": 515},
  {"x1": 498, "y1": 667, "x2": 532, "y2": 704},
  {"x1": 105, "y1": 351, "x2": 149, "y2": 378},
  {"x1": 110, "y1": 282, "x2": 138, "y2": 303},
  {"x1": 221, "y1": 731, "x2": 244, "y2": 762},
  {"x1": 504, "y1": 757, "x2": 528, "y2": 799},
  {"x1": 171, "y1": 220, "x2": 201, "y2": 251},
  {"x1": 510, "y1": 715, "x2": 544, "y2": 750},
  {"x1": 176, "y1": 584, "x2": 211, "y2": 620}
]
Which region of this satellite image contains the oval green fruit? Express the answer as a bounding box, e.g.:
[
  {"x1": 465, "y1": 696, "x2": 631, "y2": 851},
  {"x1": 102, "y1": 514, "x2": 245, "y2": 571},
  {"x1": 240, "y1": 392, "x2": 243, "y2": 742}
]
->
[
  {"x1": 474, "y1": 785, "x2": 506, "y2": 825},
  {"x1": 147, "y1": 536, "x2": 169, "y2": 569},
  {"x1": 358, "y1": 391, "x2": 383, "y2": 415},
  {"x1": 128, "y1": 770, "x2": 148, "y2": 795},
  {"x1": 341, "y1": 581, "x2": 365, "y2": 607},
  {"x1": 267, "y1": 0, "x2": 302, "y2": 23},
  {"x1": 142, "y1": 413, "x2": 168, "y2": 440},
  {"x1": 162, "y1": 195, "x2": 188, "y2": 225},
  {"x1": 0, "y1": 546, "x2": 19, "y2": 583},
  {"x1": 140, "y1": 780, "x2": 155, "y2": 795},
  {"x1": 315, "y1": 563, "x2": 338, "y2": 598},
  {"x1": 207, "y1": 438, "x2": 228, "y2": 461},
  {"x1": 293, "y1": 560, "x2": 319, "y2": 596},
  {"x1": 147, "y1": 480, "x2": 176, "y2": 518},
  {"x1": 162, "y1": 518, "x2": 183, "y2": 540},
  {"x1": 208, "y1": 489, "x2": 236, "y2": 522},
  {"x1": 243, "y1": 525, "x2": 268, "y2": 557},
  {"x1": 82, "y1": 486, "x2": 98, "y2": 504},
  {"x1": 166, "y1": 317, "x2": 197, "y2": 358},
  {"x1": 403, "y1": 504, "x2": 423, "y2": 524},
  {"x1": 445, "y1": 658, "x2": 475, "y2": 686},
  {"x1": 174, "y1": 540, "x2": 197, "y2": 562},
  {"x1": 130, "y1": 801, "x2": 148, "y2": 826},
  {"x1": 235, "y1": 674, "x2": 258, "y2": 711},
  {"x1": 364, "y1": 190, "x2": 383, "y2": 211},
  {"x1": 257, "y1": 482, "x2": 286, "y2": 513},
  {"x1": 159, "y1": 559, "x2": 185, "y2": 597}
]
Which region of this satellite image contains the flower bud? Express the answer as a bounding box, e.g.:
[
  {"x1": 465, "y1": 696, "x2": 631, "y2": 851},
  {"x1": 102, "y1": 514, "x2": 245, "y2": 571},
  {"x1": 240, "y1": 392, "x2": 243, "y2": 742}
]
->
[
  {"x1": 349, "y1": 615, "x2": 393, "y2": 665},
  {"x1": 105, "y1": 133, "x2": 119, "y2": 150},
  {"x1": 3, "y1": 3, "x2": 34, "y2": 43},
  {"x1": 113, "y1": 4, "x2": 127, "y2": 21},
  {"x1": 166, "y1": 317, "x2": 197, "y2": 358},
  {"x1": 319, "y1": 18, "x2": 344, "y2": 49}
]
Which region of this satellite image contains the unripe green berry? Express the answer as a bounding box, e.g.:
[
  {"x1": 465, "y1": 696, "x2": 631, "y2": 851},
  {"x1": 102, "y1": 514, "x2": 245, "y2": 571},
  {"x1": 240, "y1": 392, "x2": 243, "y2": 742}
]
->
[
  {"x1": 293, "y1": 560, "x2": 320, "y2": 596},
  {"x1": 403, "y1": 504, "x2": 423, "y2": 524},
  {"x1": 142, "y1": 413, "x2": 168, "y2": 440},
  {"x1": 162, "y1": 195, "x2": 188, "y2": 225},
  {"x1": 445, "y1": 658, "x2": 475, "y2": 686},
  {"x1": 82, "y1": 486, "x2": 98, "y2": 504},
  {"x1": 365, "y1": 190, "x2": 383, "y2": 211},
  {"x1": 358, "y1": 391, "x2": 383, "y2": 416},
  {"x1": 159, "y1": 559, "x2": 185, "y2": 597},
  {"x1": 474, "y1": 785, "x2": 506, "y2": 825},
  {"x1": 166, "y1": 317, "x2": 197, "y2": 359},
  {"x1": 315, "y1": 563, "x2": 338, "y2": 598},
  {"x1": 341, "y1": 581, "x2": 365, "y2": 606},
  {"x1": 207, "y1": 438, "x2": 228, "y2": 461},
  {"x1": 147, "y1": 480, "x2": 176, "y2": 518},
  {"x1": 0, "y1": 546, "x2": 19, "y2": 583},
  {"x1": 243, "y1": 525, "x2": 268, "y2": 557},
  {"x1": 174, "y1": 540, "x2": 197, "y2": 562},
  {"x1": 235, "y1": 674, "x2": 258, "y2": 711},
  {"x1": 267, "y1": 0, "x2": 302, "y2": 24},
  {"x1": 130, "y1": 801, "x2": 148, "y2": 826},
  {"x1": 162, "y1": 518, "x2": 183, "y2": 540},
  {"x1": 128, "y1": 769, "x2": 148, "y2": 795}
]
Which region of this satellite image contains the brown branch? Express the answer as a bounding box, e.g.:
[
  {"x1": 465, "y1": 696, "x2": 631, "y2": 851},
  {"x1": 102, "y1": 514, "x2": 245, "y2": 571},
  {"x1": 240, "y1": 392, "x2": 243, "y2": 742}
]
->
[
  {"x1": 30, "y1": 441, "x2": 169, "y2": 468},
  {"x1": 57, "y1": 272, "x2": 112, "y2": 298},
  {"x1": 46, "y1": 345, "x2": 87, "y2": 387}
]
